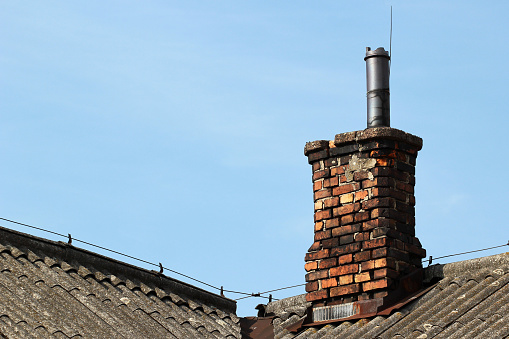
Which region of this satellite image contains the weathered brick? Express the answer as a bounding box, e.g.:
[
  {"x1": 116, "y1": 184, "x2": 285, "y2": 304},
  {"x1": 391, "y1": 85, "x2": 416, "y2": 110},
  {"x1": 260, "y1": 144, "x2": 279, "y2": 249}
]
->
[
  {"x1": 354, "y1": 250, "x2": 371, "y2": 262},
  {"x1": 338, "y1": 254, "x2": 353, "y2": 264},
  {"x1": 305, "y1": 269, "x2": 328, "y2": 282},
  {"x1": 313, "y1": 169, "x2": 330, "y2": 181},
  {"x1": 321, "y1": 237, "x2": 339, "y2": 249},
  {"x1": 314, "y1": 201, "x2": 323, "y2": 211},
  {"x1": 353, "y1": 171, "x2": 370, "y2": 181},
  {"x1": 340, "y1": 214, "x2": 355, "y2": 225},
  {"x1": 362, "y1": 197, "x2": 393, "y2": 210},
  {"x1": 354, "y1": 190, "x2": 369, "y2": 202},
  {"x1": 324, "y1": 177, "x2": 339, "y2": 188},
  {"x1": 306, "y1": 281, "x2": 319, "y2": 292},
  {"x1": 312, "y1": 162, "x2": 321, "y2": 172},
  {"x1": 355, "y1": 271, "x2": 372, "y2": 283},
  {"x1": 307, "y1": 149, "x2": 329, "y2": 163},
  {"x1": 315, "y1": 209, "x2": 331, "y2": 222},
  {"x1": 332, "y1": 224, "x2": 361, "y2": 237},
  {"x1": 374, "y1": 257, "x2": 397, "y2": 270},
  {"x1": 332, "y1": 183, "x2": 360, "y2": 196},
  {"x1": 330, "y1": 242, "x2": 361, "y2": 256},
  {"x1": 363, "y1": 278, "x2": 392, "y2": 291},
  {"x1": 324, "y1": 197, "x2": 340, "y2": 208},
  {"x1": 360, "y1": 260, "x2": 375, "y2": 271},
  {"x1": 405, "y1": 243, "x2": 426, "y2": 258},
  {"x1": 331, "y1": 166, "x2": 346, "y2": 176},
  {"x1": 354, "y1": 232, "x2": 370, "y2": 242},
  {"x1": 362, "y1": 177, "x2": 394, "y2": 189},
  {"x1": 305, "y1": 249, "x2": 330, "y2": 261},
  {"x1": 330, "y1": 284, "x2": 360, "y2": 297},
  {"x1": 396, "y1": 181, "x2": 414, "y2": 194},
  {"x1": 340, "y1": 193, "x2": 354, "y2": 204},
  {"x1": 313, "y1": 180, "x2": 323, "y2": 192},
  {"x1": 319, "y1": 257, "x2": 337, "y2": 269},
  {"x1": 314, "y1": 188, "x2": 332, "y2": 200},
  {"x1": 321, "y1": 277, "x2": 338, "y2": 289},
  {"x1": 305, "y1": 261, "x2": 318, "y2": 272},
  {"x1": 363, "y1": 237, "x2": 390, "y2": 250},
  {"x1": 306, "y1": 289, "x2": 328, "y2": 302},
  {"x1": 326, "y1": 218, "x2": 340, "y2": 228},
  {"x1": 329, "y1": 263, "x2": 359, "y2": 276},
  {"x1": 308, "y1": 241, "x2": 321, "y2": 252},
  {"x1": 314, "y1": 222, "x2": 323, "y2": 232},
  {"x1": 373, "y1": 268, "x2": 399, "y2": 280},
  {"x1": 333, "y1": 203, "x2": 361, "y2": 217},
  {"x1": 363, "y1": 218, "x2": 396, "y2": 231},
  {"x1": 354, "y1": 211, "x2": 370, "y2": 222},
  {"x1": 314, "y1": 230, "x2": 331, "y2": 241},
  {"x1": 324, "y1": 157, "x2": 339, "y2": 167},
  {"x1": 339, "y1": 234, "x2": 354, "y2": 245},
  {"x1": 339, "y1": 275, "x2": 354, "y2": 285},
  {"x1": 373, "y1": 291, "x2": 389, "y2": 299},
  {"x1": 396, "y1": 161, "x2": 415, "y2": 174}
]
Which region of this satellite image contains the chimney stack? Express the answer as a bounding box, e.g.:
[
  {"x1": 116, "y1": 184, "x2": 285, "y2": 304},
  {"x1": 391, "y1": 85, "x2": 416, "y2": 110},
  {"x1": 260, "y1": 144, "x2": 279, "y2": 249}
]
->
[
  {"x1": 302, "y1": 48, "x2": 425, "y2": 323},
  {"x1": 365, "y1": 47, "x2": 390, "y2": 128}
]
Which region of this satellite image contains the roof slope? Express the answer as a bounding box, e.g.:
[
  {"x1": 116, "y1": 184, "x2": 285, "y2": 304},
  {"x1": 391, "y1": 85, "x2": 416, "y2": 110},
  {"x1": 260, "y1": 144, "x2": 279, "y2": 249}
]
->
[
  {"x1": 265, "y1": 252, "x2": 509, "y2": 339},
  {"x1": 0, "y1": 226, "x2": 241, "y2": 338}
]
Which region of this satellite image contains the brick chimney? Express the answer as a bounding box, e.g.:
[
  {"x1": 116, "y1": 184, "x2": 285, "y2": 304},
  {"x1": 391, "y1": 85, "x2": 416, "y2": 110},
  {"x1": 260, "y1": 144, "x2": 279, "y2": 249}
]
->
[{"x1": 303, "y1": 48, "x2": 426, "y2": 322}]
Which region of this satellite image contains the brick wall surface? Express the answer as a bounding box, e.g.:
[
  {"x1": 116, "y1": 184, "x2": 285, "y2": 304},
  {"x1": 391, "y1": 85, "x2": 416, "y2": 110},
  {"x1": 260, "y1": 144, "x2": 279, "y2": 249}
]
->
[{"x1": 304, "y1": 127, "x2": 426, "y2": 304}]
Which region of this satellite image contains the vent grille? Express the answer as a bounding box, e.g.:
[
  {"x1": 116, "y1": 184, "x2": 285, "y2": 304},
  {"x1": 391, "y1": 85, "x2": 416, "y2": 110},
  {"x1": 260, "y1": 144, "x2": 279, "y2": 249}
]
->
[{"x1": 312, "y1": 304, "x2": 356, "y2": 322}]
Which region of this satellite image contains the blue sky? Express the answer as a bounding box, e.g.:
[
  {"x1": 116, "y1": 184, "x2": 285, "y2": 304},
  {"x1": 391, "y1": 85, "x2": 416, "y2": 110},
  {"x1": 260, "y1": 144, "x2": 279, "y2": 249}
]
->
[{"x1": 1, "y1": 1, "x2": 508, "y2": 316}]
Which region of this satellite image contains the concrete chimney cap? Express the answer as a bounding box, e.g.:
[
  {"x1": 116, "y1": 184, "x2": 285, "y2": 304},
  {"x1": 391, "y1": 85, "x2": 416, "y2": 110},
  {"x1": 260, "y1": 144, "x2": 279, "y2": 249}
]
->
[{"x1": 364, "y1": 47, "x2": 390, "y2": 60}]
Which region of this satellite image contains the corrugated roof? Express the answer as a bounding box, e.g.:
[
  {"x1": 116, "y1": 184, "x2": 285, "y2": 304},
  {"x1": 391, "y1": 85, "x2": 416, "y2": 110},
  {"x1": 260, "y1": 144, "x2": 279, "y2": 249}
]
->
[
  {"x1": 265, "y1": 252, "x2": 509, "y2": 338},
  {"x1": 0, "y1": 225, "x2": 241, "y2": 338}
]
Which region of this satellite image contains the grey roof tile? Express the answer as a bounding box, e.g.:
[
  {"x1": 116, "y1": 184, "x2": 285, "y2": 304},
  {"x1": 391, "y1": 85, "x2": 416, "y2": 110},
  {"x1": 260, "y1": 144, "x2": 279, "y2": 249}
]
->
[
  {"x1": 266, "y1": 252, "x2": 509, "y2": 339},
  {"x1": 0, "y1": 226, "x2": 241, "y2": 338}
]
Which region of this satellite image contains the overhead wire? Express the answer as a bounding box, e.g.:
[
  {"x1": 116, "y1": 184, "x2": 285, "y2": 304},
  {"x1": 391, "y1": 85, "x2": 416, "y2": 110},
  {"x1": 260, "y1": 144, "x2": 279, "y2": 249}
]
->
[{"x1": 0, "y1": 217, "x2": 305, "y2": 300}]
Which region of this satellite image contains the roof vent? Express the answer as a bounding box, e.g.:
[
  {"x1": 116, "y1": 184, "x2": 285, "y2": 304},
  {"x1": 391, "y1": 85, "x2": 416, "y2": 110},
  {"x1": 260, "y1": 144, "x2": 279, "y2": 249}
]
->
[{"x1": 365, "y1": 47, "x2": 390, "y2": 128}]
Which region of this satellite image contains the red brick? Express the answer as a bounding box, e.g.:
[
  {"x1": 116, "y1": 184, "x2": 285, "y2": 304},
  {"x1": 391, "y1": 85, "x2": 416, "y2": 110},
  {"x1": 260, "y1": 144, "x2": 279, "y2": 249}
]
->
[
  {"x1": 339, "y1": 275, "x2": 354, "y2": 285},
  {"x1": 331, "y1": 166, "x2": 346, "y2": 176},
  {"x1": 312, "y1": 162, "x2": 321, "y2": 172},
  {"x1": 373, "y1": 268, "x2": 399, "y2": 280},
  {"x1": 314, "y1": 222, "x2": 323, "y2": 232},
  {"x1": 314, "y1": 201, "x2": 323, "y2": 211},
  {"x1": 326, "y1": 218, "x2": 340, "y2": 228},
  {"x1": 362, "y1": 197, "x2": 393, "y2": 210},
  {"x1": 396, "y1": 181, "x2": 414, "y2": 193},
  {"x1": 340, "y1": 214, "x2": 354, "y2": 225},
  {"x1": 338, "y1": 254, "x2": 353, "y2": 264},
  {"x1": 376, "y1": 159, "x2": 394, "y2": 167},
  {"x1": 321, "y1": 237, "x2": 339, "y2": 249},
  {"x1": 308, "y1": 241, "x2": 321, "y2": 251},
  {"x1": 332, "y1": 224, "x2": 361, "y2": 237},
  {"x1": 313, "y1": 180, "x2": 323, "y2": 192},
  {"x1": 353, "y1": 250, "x2": 370, "y2": 262},
  {"x1": 330, "y1": 264, "x2": 358, "y2": 276},
  {"x1": 314, "y1": 230, "x2": 331, "y2": 241},
  {"x1": 360, "y1": 260, "x2": 375, "y2": 271},
  {"x1": 363, "y1": 237, "x2": 390, "y2": 250},
  {"x1": 330, "y1": 242, "x2": 361, "y2": 256},
  {"x1": 324, "y1": 177, "x2": 339, "y2": 187},
  {"x1": 314, "y1": 189, "x2": 332, "y2": 200},
  {"x1": 374, "y1": 257, "x2": 397, "y2": 270},
  {"x1": 306, "y1": 289, "x2": 328, "y2": 302},
  {"x1": 332, "y1": 183, "x2": 360, "y2": 196},
  {"x1": 405, "y1": 243, "x2": 426, "y2": 258},
  {"x1": 362, "y1": 177, "x2": 394, "y2": 189},
  {"x1": 313, "y1": 169, "x2": 330, "y2": 181},
  {"x1": 305, "y1": 249, "x2": 330, "y2": 261},
  {"x1": 305, "y1": 269, "x2": 328, "y2": 282},
  {"x1": 363, "y1": 278, "x2": 391, "y2": 291},
  {"x1": 354, "y1": 211, "x2": 370, "y2": 222},
  {"x1": 333, "y1": 203, "x2": 361, "y2": 217},
  {"x1": 339, "y1": 234, "x2": 354, "y2": 245},
  {"x1": 354, "y1": 190, "x2": 369, "y2": 201},
  {"x1": 307, "y1": 149, "x2": 329, "y2": 163},
  {"x1": 373, "y1": 291, "x2": 389, "y2": 299},
  {"x1": 315, "y1": 209, "x2": 331, "y2": 222},
  {"x1": 319, "y1": 258, "x2": 337, "y2": 269},
  {"x1": 305, "y1": 281, "x2": 319, "y2": 292},
  {"x1": 340, "y1": 193, "x2": 354, "y2": 204},
  {"x1": 330, "y1": 284, "x2": 360, "y2": 297},
  {"x1": 363, "y1": 219, "x2": 396, "y2": 231},
  {"x1": 355, "y1": 271, "x2": 372, "y2": 283},
  {"x1": 354, "y1": 232, "x2": 370, "y2": 242},
  {"x1": 324, "y1": 197, "x2": 340, "y2": 208},
  {"x1": 305, "y1": 261, "x2": 318, "y2": 272},
  {"x1": 321, "y1": 278, "x2": 338, "y2": 289},
  {"x1": 371, "y1": 247, "x2": 388, "y2": 259}
]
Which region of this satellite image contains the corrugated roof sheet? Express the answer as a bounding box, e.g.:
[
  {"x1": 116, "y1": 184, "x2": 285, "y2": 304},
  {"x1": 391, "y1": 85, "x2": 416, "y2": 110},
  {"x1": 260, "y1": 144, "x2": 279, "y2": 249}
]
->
[
  {"x1": 0, "y1": 226, "x2": 241, "y2": 338},
  {"x1": 265, "y1": 252, "x2": 509, "y2": 338}
]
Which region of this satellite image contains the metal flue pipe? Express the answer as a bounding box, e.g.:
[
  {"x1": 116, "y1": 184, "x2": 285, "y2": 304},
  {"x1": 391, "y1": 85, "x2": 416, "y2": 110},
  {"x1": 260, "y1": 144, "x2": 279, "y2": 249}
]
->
[{"x1": 365, "y1": 47, "x2": 390, "y2": 128}]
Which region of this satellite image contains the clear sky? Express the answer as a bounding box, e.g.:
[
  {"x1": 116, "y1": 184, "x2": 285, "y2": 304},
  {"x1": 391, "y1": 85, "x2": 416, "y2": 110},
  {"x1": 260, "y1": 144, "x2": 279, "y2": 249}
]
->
[{"x1": 1, "y1": 1, "x2": 508, "y2": 317}]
